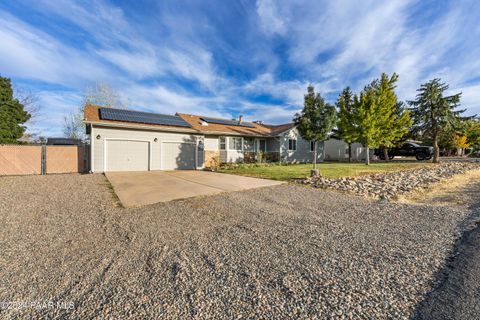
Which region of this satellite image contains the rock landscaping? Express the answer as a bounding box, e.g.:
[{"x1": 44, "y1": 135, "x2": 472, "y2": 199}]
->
[{"x1": 301, "y1": 161, "x2": 480, "y2": 200}]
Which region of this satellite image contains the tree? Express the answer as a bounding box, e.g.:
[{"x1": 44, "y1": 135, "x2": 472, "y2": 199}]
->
[
  {"x1": 347, "y1": 73, "x2": 411, "y2": 165},
  {"x1": 408, "y1": 79, "x2": 468, "y2": 163},
  {"x1": 293, "y1": 85, "x2": 336, "y2": 175},
  {"x1": 375, "y1": 74, "x2": 412, "y2": 162},
  {"x1": 464, "y1": 118, "x2": 480, "y2": 150},
  {"x1": 336, "y1": 87, "x2": 357, "y2": 162},
  {"x1": 63, "y1": 82, "x2": 127, "y2": 140},
  {"x1": 83, "y1": 82, "x2": 128, "y2": 109},
  {"x1": 63, "y1": 113, "x2": 84, "y2": 140},
  {"x1": 451, "y1": 133, "x2": 469, "y2": 156},
  {"x1": 0, "y1": 76, "x2": 31, "y2": 144}
]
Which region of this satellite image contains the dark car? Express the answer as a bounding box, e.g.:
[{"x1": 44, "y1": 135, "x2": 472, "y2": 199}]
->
[{"x1": 375, "y1": 142, "x2": 434, "y2": 161}]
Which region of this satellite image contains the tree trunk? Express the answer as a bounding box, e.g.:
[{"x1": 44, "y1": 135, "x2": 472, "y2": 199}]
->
[
  {"x1": 310, "y1": 142, "x2": 320, "y2": 177},
  {"x1": 365, "y1": 146, "x2": 370, "y2": 165},
  {"x1": 433, "y1": 134, "x2": 440, "y2": 163},
  {"x1": 348, "y1": 143, "x2": 352, "y2": 163},
  {"x1": 383, "y1": 148, "x2": 389, "y2": 162}
]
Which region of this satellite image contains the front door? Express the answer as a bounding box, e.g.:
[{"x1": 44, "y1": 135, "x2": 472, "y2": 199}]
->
[{"x1": 258, "y1": 139, "x2": 266, "y2": 152}]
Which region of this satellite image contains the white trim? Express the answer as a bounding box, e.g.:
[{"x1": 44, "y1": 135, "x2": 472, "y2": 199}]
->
[
  {"x1": 84, "y1": 121, "x2": 198, "y2": 134},
  {"x1": 90, "y1": 125, "x2": 95, "y2": 172},
  {"x1": 288, "y1": 138, "x2": 297, "y2": 151},
  {"x1": 160, "y1": 141, "x2": 196, "y2": 170},
  {"x1": 257, "y1": 138, "x2": 267, "y2": 152},
  {"x1": 104, "y1": 138, "x2": 152, "y2": 172}
]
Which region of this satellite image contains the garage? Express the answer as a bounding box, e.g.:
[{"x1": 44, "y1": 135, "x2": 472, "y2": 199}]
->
[
  {"x1": 162, "y1": 142, "x2": 196, "y2": 170},
  {"x1": 106, "y1": 140, "x2": 150, "y2": 172}
]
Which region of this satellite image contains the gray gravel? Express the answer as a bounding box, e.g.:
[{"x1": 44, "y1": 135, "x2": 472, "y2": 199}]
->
[
  {"x1": 303, "y1": 162, "x2": 480, "y2": 200},
  {"x1": 0, "y1": 173, "x2": 473, "y2": 319}
]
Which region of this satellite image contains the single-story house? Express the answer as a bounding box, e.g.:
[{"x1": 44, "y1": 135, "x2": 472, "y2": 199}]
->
[{"x1": 83, "y1": 105, "x2": 364, "y2": 172}]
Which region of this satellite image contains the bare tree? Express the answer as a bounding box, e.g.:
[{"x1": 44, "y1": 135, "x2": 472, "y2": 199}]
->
[
  {"x1": 83, "y1": 82, "x2": 128, "y2": 109},
  {"x1": 14, "y1": 86, "x2": 43, "y2": 124},
  {"x1": 63, "y1": 82, "x2": 128, "y2": 140},
  {"x1": 63, "y1": 113, "x2": 84, "y2": 140}
]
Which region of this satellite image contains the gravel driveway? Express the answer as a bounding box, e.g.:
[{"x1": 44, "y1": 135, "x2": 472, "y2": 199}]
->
[{"x1": 0, "y1": 173, "x2": 473, "y2": 319}]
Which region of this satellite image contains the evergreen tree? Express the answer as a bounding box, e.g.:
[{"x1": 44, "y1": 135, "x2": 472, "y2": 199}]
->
[
  {"x1": 0, "y1": 76, "x2": 31, "y2": 144},
  {"x1": 293, "y1": 85, "x2": 336, "y2": 175},
  {"x1": 408, "y1": 79, "x2": 468, "y2": 163},
  {"x1": 336, "y1": 87, "x2": 357, "y2": 162}
]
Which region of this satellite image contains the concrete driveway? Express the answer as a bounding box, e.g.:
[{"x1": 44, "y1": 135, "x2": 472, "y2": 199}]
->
[{"x1": 105, "y1": 170, "x2": 284, "y2": 207}]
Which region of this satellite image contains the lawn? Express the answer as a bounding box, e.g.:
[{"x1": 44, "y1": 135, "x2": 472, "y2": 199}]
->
[{"x1": 217, "y1": 162, "x2": 430, "y2": 180}]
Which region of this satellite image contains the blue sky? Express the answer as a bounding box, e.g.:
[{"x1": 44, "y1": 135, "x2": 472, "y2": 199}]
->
[{"x1": 1, "y1": 0, "x2": 479, "y2": 137}]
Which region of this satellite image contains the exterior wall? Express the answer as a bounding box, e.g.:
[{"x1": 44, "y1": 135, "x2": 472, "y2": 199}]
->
[
  {"x1": 267, "y1": 137, "x2": 279, "y2": 152},
  {"x1": 92, "y1": 125, "x2": 201, "y2": 172},
  {"x1": 278, "y1": 127, "x2": 324, "y2": 163},
  {"x1": 324, "y1": 138, "x2": 367, "y2": 161},
  {"x1": 204, "y1": 135, "x2": 219, "y2": 151}
]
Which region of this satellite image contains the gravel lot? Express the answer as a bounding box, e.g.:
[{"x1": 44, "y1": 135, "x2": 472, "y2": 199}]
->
[{"x1": 0, "y1": 173, "x2": 474, "y2": 319}]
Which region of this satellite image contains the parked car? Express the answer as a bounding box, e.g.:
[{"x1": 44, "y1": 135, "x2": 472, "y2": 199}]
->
[{"x1": 375, "y1": 142, "x2": 434, "y2": 161}]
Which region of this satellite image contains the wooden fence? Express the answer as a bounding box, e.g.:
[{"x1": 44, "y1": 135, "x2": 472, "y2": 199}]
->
[{"x1": 0, "y1": 145, "x2": 89, "y2": 176}]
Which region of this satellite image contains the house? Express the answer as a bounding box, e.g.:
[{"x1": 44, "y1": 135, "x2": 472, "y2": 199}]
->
[
  {"x1": 84, "y1": 105, "x2": 328, "y2": 172},
  {"x1": 323, "y1": 132, "x2": 370, "y2": 162}
]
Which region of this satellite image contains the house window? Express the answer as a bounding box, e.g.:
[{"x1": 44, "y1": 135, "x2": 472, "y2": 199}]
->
[
  {"x1": 229, "y1": 137, "x2": 242, "y2": 150},
  {"x1": 310, "y1": 141, "x2": 316, "y2": 152},
  {"x1": 288, "y1": 139, "x2": 297, "y2": 151},
  {"x1": 219, "y1": 137, "x2": 226, "y2": 150}
]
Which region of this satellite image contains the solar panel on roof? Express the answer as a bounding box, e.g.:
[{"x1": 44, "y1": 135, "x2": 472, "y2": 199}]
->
[
  {"x1": 99, "y1": 108, "x2": 191, "y2": 128},
  {"x1": 200, "y1": 117, "x2": 256, "y2": 128}
]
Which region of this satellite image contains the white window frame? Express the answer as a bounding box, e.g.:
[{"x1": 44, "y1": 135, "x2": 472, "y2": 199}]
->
[
  {"x1": 219, "y1": 136, "x2": 226, "y2": 150},
  {"x1": 257, "y1": 139, "x2": 267, "y2": 152},
  {"x1": 288, "y1": 139, "x2": 297, "y2": 151},
  {"x1": 229, "y1": 137, "x2": 243, "y2": 151}
]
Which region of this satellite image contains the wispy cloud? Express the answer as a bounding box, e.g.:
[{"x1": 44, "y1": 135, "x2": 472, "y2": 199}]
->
[{"x1": 0, "y1": 0, "x2": 478, "y2": 137}]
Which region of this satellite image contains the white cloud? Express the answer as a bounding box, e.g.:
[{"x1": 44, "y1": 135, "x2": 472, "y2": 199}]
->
[
  {"x1": 256, "y1": 0, "x2": 286, "y2": 35},
  {"x1": 0, "y1": 11, "x2": 112, "y2": 86}
]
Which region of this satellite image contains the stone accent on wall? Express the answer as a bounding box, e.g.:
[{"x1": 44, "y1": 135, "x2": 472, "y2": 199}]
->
[{"x1": 204, "y1": 150, "x2": 220, "y2": 168}]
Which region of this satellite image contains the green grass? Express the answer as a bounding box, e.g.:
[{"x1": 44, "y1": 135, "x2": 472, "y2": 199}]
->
[{"x1": 217, "y1": 162, "x2": 430, "y2": 180}]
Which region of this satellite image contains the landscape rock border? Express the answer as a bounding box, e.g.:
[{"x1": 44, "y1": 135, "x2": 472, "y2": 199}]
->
[{"x1": 299, "y1": 162, "x2": 480, "y2": 201}]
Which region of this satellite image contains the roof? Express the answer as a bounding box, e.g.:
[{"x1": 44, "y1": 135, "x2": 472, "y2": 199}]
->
[
  {"x1": 176, "y1": 113, "x2": 275, "y2": 137},
  {"x1": 84, "y1": 105, "x2": 295, "y2": 137},
  {"x1": 83, "y1": 105, "x2": 198, "y2": 133},
  {"x1": 262, "y1": 123, "x2": 296, "y2": 135}
]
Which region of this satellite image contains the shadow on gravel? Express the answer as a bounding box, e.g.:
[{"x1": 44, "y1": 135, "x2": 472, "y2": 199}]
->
[{"x1": 412, "y1": 196, "x2": 480, "y2": 319}]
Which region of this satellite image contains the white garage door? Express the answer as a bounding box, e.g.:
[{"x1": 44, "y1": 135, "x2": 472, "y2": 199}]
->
[
  {"x1": 162, "y1": 142, "x2": 196, "y2": 170},
  {"x1": 106, "y1": 140, "x2": 150, "y2": 172}
]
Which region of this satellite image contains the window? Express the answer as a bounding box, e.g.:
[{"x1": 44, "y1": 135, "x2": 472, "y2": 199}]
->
[
  {"x1": 229, "y1": 137, "x2": 242, "y2": 150},
  {"x1": 310, "y1": 141, "x2": 316, "y2": 152},
  {"x1": 288, "y1": 139, "x2": 297, "y2": 151},
  {"x1": 219, "y1": 137, "x2": 226, "y2": 150}
]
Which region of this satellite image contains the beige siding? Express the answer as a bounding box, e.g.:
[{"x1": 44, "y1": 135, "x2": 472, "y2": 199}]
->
[
  {"x1": 324, "y1": 138, "x2": 366, "y2": 161},
  {"x1": 204, "y1": 135, "x2": 219, "y2": 151},
  {"x1": 279, "y1": 127, "x2": 324, "y2": 163},
  {"x1": 92, "y1": 125, "x2": 201, "y2": 172},
  {"x1": 161, "y1": 142, "x2": 196, "y2": 170}
]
